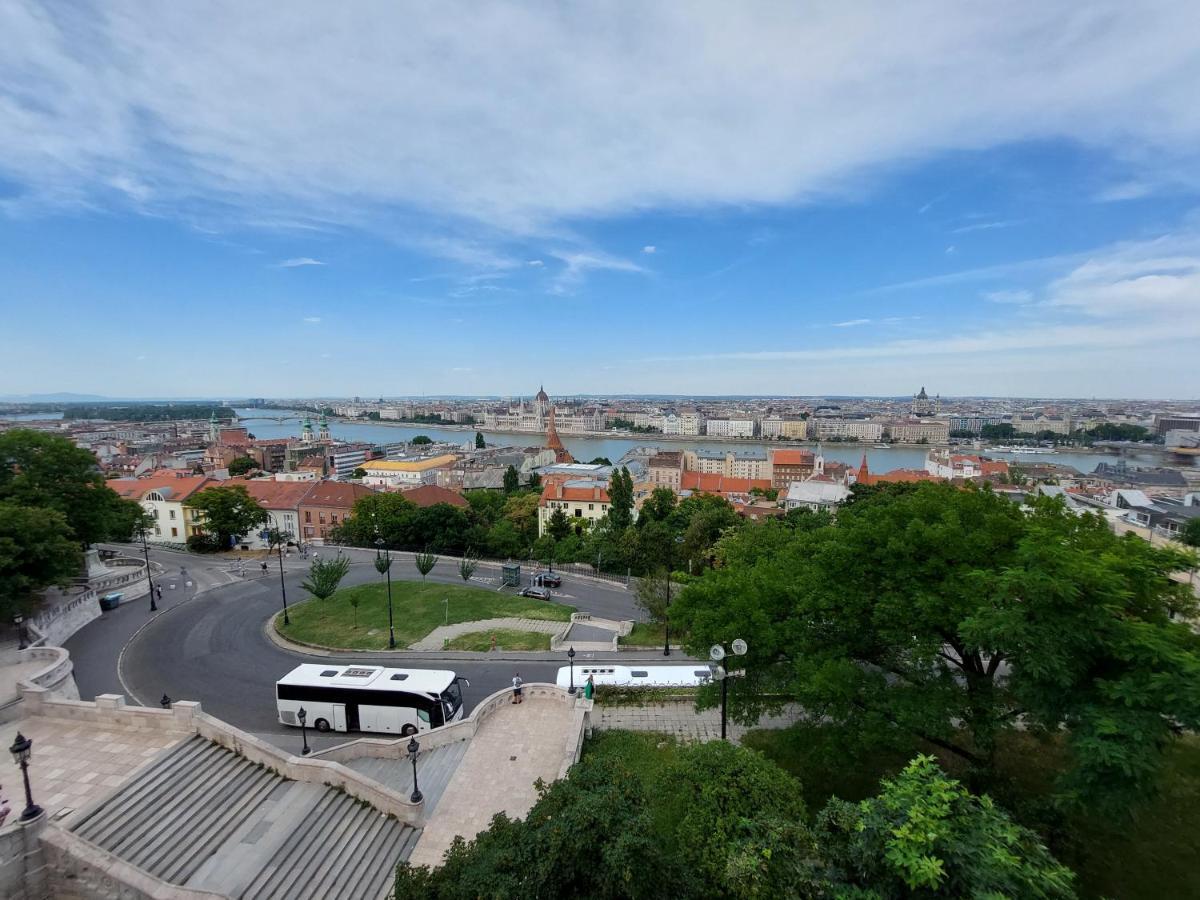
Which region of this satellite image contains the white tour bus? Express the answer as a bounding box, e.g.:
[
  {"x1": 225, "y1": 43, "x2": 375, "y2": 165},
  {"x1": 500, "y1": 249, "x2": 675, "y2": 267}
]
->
[
  {"x1": 276, "y1": 664, "x2": 467, "y2": 735},
  {"x1": 555, "y1": 664, "x2": 713, "y2": 690}
]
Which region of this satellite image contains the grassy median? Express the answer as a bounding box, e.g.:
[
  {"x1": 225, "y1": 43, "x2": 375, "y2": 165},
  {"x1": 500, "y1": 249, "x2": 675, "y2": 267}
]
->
[
  {"x1": 277, "y1": 581, "x2": 574, "y2": 650},
  {"x1": 445, "y1": 629, "x2": 553, "y2": 652}
]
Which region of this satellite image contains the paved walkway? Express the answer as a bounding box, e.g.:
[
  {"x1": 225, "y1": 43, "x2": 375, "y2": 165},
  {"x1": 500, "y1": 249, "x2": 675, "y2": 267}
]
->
[
  {"x1": 408, "y1": 697, "x2": 571, "y2": 867},
  {"x1": 594, "y1": 701, "x2": 803, "y2": 743},
  {"x1": 0, "y1": 715, "x2": 184, "y2": 822},
  {"x1": 0, "y1": 660, "x2": 46, "y2": 703},
  {"x1": 409, "y1": 617, "x2": 569, "y2": 650}
]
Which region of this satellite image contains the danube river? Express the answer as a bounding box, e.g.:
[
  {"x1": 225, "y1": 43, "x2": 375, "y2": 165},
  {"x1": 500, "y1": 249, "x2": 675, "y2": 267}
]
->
[{"x1": 232, "y1": 410, "x2": 1180, "y2": 475}]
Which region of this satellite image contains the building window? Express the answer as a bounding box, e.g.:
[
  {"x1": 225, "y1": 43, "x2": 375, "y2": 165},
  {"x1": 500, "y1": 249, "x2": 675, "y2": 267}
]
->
[
  {"x1": 588, "y1": 504, "x2": 594, "y2": 510},
  {"x1": 305, "y1": 511, "x2": 311, "y2": 523},
  {"x1": 319, "y1": 513, "x2": 326, "y2": 524},
  {"x1": 575, "y1": 509, "x2": 582, "y2": 517},
  {"x1": 171, "y1": 527, "x2": 178, "y2": 537},
  {"x1": 331, "y1": 514, "x2": 339, "y2": 524},
  {"x1": 169, "y1": 509, "x2": 176, "y2": 520}
]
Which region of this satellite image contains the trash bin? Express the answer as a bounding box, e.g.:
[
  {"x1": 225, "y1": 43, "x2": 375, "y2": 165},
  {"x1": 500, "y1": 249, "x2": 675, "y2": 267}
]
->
[{"x1": 99, "y1": 592, "x2": 124, "y2": 611}]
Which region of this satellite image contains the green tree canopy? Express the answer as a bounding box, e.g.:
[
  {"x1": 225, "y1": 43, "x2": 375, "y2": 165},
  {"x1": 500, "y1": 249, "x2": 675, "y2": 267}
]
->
[
  {"x1": 226, "y1": 456, "x2": 257, "y2": 476},
  {"x1": 301, "y1": 554, "x2": 351, "y2": 600},
  {"x1": 674, "y1": 483, "x2": 1200, "y2": 811},
  {"x1": 0, "y1": 429, "x2": 141, "y2": 546},
  {"x1": 502, "y1": 464, "x2": 520, "y2": 493},
  {"x1": 185, "y1": 484, "x2": 269, "y2": 550},
  {"x1": 411, "y1": 435, "x2": 433, "y2": 445},
  {"x1": 1181, "y1": 517, "x2": 1200, "y2": 549},
  {"x1": 547, "y1": 507, "x2": 571, "y2": 541},
  {"x1": 475, "y1": 431, "x2": 486, "y2": 449},
  {"x1": 0, "y1": 503, "x2": 83, "y2": 619},
  {"x1": 606, "y1": 466, "x2": 634, "y2": 530}
]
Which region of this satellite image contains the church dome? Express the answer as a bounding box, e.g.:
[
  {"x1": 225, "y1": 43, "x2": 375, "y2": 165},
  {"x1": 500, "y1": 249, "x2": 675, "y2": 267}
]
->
[{"x1": 535, "y1": 384, "x2": 549, "y2": 402}]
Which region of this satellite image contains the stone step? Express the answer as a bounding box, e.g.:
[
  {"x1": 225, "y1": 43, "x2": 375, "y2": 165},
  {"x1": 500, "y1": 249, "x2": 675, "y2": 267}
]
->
[{"x1": 344, "y1": 739, "x2": 468, "y2": 814}]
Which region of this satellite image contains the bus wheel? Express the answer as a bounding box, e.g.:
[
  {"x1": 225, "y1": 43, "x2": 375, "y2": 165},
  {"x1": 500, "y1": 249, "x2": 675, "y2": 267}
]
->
[
  {"x1": 314, "y1": 718, "x2": 331, "y2": 732},
  {"x1": 401, "y1": 724, "x2": 417, "y2": 736}
]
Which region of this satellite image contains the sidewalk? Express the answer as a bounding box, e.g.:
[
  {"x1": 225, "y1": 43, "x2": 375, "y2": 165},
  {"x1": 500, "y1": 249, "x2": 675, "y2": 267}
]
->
[
  {"x1": 594, "y1": 700, "x2": 803, "y2": 744},
  {"x1": 408, "y1": 617, "x2": 566, "y2": 650}
]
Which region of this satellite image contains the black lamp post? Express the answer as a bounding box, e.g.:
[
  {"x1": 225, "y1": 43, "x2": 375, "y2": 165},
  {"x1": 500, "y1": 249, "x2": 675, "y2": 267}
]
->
[
  {"x1": 374, "y1": 536, "x2": 396, "y2": 650},
  {"x1": 160, "y1": 694, "x2": 172, "y2": 709},
  {"x1": 9, "y1": 732, "x2": 43, "y2": 821},
  {"x1": 567, "y1": 646, "x2": 577, "y2": 695},
  {"x1": 13, "y1": 614, "x2": 26, "y2": 651},
  {"x1": 298, "y1": 706, "x2": 311, "y2": 755},
  {"x1": 140, "y1": 524, "x2": 158, "y2": 612},
  {"x1": 709, "y1": 638, "x2": 748, "y2": 741},
  {"x1": 663, "y1": 535, "x2": 684, "y2": 657},
  {"x1": 407, "y1": 736, "x2": 423, "y2": 803},
  {"x1": 273, "y1": 531, "x2": 290, "y2": 626}
]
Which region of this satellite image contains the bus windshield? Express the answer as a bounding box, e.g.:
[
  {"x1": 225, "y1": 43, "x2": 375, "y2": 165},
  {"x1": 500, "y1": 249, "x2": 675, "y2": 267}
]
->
[{"x1": 442, "y1": 680, "x2": 464, "y2": 719}]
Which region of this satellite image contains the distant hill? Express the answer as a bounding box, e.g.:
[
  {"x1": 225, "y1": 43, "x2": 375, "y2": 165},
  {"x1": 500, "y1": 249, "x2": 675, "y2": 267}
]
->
[{"x1": 0, "y1": 392, "x2": 112, "y2": 402}]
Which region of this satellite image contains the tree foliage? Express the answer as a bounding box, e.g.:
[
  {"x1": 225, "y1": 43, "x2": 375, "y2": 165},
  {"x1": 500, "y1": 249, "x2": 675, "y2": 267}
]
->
[
  {"x1": 502, "y1": 464, "x2": 520, "y2": 493},
  {"x1": 0, "y1": 428, "x2": 140, "y2": 546},
  {"x1": 1181, "y1": 517, "x2": 1200, "y2": 549},
  {"x1": 0, "y1": 503, "x2": 82, "y2": 619},
  {"x1": 459, "y1": 551, "x2": 477, "y2": 582},
  {"x1": 185, "y1": 484, "x2": 269, "y2": 549},
  {"x1": 411, "y1": 435, "x2": 433, "y2": 445},
  {"x1": 226, "y1": 456, "x2": 256, "y2": 476},
  {"x1": 674, "y1": 483, "x2": 1200, "y2": 811},
  {"x1": 475, "y1": 431, "x2": 486, "y2": 449},
  {"x1": 301, "y1": 554, "x2": 351, "y2": 601},
  {"x1": 547, "y1": 507, "x2": 571, "y2": 541},
  {"x1": 414, "y1": 548, "x2": 438, "y2": 581},
  {"x1": 607, "y1": 467, "x2": 634, "y2": 530}
]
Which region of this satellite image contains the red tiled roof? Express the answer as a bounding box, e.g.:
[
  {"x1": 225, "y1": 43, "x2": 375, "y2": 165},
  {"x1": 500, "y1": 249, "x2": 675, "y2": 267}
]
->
[
  {"x1": 681, "y1": 472, "x2": 773, "y2": 494},
  {"x1": 110, "y1": 471, "x2": 213, "y2": 501},
  {"x1": 770, "y1": 449, "x2": 814, "y2": 466},
  {"x1": 400, "y1": 484, "x2": 469, "y2": 508},
  {"x1": 222, "y1": 478, "x2": 314, "y2": 510},
  {"x1": 540, "y1": 483, "x2": 610, "y2": 504},
  {"x1": 300, "y1": 481, "x2": 375, "y2": 508}
]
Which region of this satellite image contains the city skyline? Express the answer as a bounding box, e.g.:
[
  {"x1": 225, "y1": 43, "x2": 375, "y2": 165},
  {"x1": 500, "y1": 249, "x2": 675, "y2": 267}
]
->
[{"x1": 3, "y1": 3, "x2": 1200, "y2": 399}]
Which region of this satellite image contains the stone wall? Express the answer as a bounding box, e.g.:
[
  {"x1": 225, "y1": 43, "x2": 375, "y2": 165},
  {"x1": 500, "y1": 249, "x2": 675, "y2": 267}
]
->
[{"x1": 0, "y1": 814, "x2": 50, "y2": 900}]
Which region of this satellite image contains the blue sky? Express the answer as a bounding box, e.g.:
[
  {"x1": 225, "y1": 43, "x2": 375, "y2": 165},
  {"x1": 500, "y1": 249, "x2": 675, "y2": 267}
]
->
[{"x1": 2, "y1": 2, "x2": 1199, "y2": 399}]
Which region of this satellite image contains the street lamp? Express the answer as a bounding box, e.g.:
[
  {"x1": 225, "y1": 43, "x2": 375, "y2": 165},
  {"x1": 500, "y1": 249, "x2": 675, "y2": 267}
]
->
[
  {"x1": 298, "y1": 706, "x2": 311, "y2": 756},
  {"x1": 407, "y1": 736, "x2": 423, "y2": 803},
  {"x1": 9, "y1": 732, "x2": 43, "y2": 821},
  {"x1": 709, "y1": 638, "x2": 748, "y2": 741},
  {"x1": 139, "y1": 522, "x2": 158, "y2": 612},
  {"x1": 272, "y1": 530, "x2": 291, "y2": 626},
  {"x1": 374, "y1": 536, "x2": 396, "y2": 650},
  {"x1": 13, "y1": 614, "x2": 26, "y2": 651},
  {"x1": 567, "y1": 646, "x2": 577, "y2": 695},
  {"x1": 663, "y1": 535, "x2": 684, "y2": 657},
  {"x1": 160, "y1": 694, "x2": 172, "y2": 709}
]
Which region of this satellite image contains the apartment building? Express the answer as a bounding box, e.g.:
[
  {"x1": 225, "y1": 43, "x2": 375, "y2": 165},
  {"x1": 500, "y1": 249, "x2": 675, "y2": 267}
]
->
[
  {"x1": 1013, "y1": 414, "x2": 1073, "y2": 435},
  {"x1": 770, "y1": 448, "x2": 816, "y2": 490},
  {"x1": 538, "y1": 480, "x2": 611, "y2": 535},
  {"x1": 682, "y1": 449, "x2": 771, "y2": 480},
  {"x1": 761, "y1": 416, "x2": 808, "y2": 440},
  {"x1": 360, "y1": 454, "x2": 458, "y2": 488},
  {"x1": 886, "y1": 419, "x2": 950, "y2": 444},
  {"x1": 647, "y1": 451, "x2": 684, "y2": 490},
  {"x1": 810, "y1": 418, "x2": 885, "y2": 442},
  {"x1": 705, "y1": 417, "x2": 756, "y2": 438},
  {"x1": 298, "y1": 481, "x2": 376, "y2": 543},
  {"x1": 111, "y1": 471, "x2": 213, "y2": 543}
]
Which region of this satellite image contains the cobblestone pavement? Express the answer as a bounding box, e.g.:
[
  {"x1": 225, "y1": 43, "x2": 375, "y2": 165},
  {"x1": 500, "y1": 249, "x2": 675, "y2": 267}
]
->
[
  {"x1": 408, "y1": 617, "x2": 572, "y2": 650},
  {"x1": 594, "y1": 700, "x2": 803, "y2": 744},
  {"x1": 0, "y1": 716, "x2": 183, "y2": 823},
  {"x1": 408, "y1": 696, "x2": 571, "y2": 867}
]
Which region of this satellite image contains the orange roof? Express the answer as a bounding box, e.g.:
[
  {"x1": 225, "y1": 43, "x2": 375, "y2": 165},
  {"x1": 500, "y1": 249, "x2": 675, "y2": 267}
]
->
[
  {"x1": 681, "y1": 472, "x2": 772, "y2": 494},
  {"x1": 301, "y1": 481, "x2": 375, "y2": 508},
  {"x1": 222, "y1": 477, "x2": 314, "y2": 510},
  {"x1": 540, "y1": 482, "x2": 610, "y2": 504},
  {"x1": 110, "y1": 471, "x2": 213, "y2": 502},
  {"x1": 981, "y1": 460, "x2": 1010, "y2": 476},
  {"x1": 400, "y1": 484, "x2": 469, "y2": 508},
  {"x1": 770, "y1": 449, "x2": 814, "y2": 466}
]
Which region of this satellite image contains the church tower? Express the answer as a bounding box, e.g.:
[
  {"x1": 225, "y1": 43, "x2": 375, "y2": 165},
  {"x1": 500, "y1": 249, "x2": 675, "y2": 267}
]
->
[
  {"x1": 546, "y1": 406, "x2": 573, "y2": 463},
  {"x1": 208, "y1": 410, "x2": 220, "y2": 443},
  {"x1": 301, "y1": 415, "x2": 314, "y2": 442},
  {"x1": 857, "y1": 452, "x2": 870, "y2": 485},
  {"x1": 318, "y1": 413, "x2": 330, "y2": 441}
]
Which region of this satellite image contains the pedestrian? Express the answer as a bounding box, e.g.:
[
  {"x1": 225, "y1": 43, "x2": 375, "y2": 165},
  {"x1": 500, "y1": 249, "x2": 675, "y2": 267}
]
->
[
  {"x1": 155, "y1": 585, "x2": 163, "y2": 602},
  {"x1": 584, "y1": 674, "x2": 594, "y2": 701},
  {"x1": 511, "y1": 673, "x2": 524, "y2": 704},
  {"x1": 260, "y1": 560, "x2": 268, "y2": 574}
]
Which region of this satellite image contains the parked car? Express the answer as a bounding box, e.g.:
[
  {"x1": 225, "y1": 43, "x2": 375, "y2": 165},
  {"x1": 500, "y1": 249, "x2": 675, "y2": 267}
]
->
[
  {"x1": 533, "y1": 572, "x2": 562, "y2": 588},
  {"x1": 518, "y1": 586, "x2": 552, "y2": 601},
  {"x1": 99, "y1": 592, "x2": 124, "y2": 611}
]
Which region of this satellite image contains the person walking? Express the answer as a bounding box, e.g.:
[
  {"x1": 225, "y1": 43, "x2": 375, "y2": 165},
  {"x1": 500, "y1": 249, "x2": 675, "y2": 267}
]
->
[
  {"x1": 511, "y1": 673, "x2": 524, "y2": 704},
  {"x1": 584, "y1": 674, "x2": 595, "y2": 701},
  {"x1": 155, "y1": 585, "x2": 163, "y2": 603}
]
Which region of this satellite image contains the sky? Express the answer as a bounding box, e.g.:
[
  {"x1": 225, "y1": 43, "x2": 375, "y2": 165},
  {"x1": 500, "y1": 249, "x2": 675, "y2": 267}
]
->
[{"x1": 2, "y1": 2, "x2": 1199, "y2": 400}]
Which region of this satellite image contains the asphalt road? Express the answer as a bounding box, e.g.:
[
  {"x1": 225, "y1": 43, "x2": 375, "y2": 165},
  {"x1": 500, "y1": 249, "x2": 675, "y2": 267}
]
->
[{"x1": 67, "y1": 545, "x2": 656, "y2": 752}]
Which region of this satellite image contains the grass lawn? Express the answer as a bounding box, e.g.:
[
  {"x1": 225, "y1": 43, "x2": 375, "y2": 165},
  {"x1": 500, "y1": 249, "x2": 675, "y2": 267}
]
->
[
  {"x1": 618, "y1": 622, "x2": 668, "y2": 647},
  {"x1": 277, "y1": 581, "x2": 574, "y2": 650},
  {"x1": 445, "y1": 629, "x2": 552, "y2": 652}
]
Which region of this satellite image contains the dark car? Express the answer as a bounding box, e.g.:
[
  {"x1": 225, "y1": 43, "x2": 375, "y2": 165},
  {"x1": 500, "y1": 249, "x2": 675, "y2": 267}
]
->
[
  {"x1": 519, "y1": 586, "x2": 552, "y2": 600},
  {"x1": 533, "y1": 572, "x2": 562, "y2": 588}
]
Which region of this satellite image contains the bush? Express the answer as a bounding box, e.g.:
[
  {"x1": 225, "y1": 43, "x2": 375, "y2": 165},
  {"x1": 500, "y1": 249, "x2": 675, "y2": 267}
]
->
[{"x1": 186, "y1": 533, "x2": 222, "y2": 553}]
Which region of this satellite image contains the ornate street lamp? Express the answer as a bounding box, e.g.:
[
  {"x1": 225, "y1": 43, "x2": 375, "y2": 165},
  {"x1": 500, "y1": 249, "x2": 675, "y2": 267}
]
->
[
  {"x1": 13, "y1": 614, "x2": 26, "y2": 651},
  {"x1": 374, "y1": 535, "x2": 396, "y2": 649},
  {"x1": 9, "y1": 732, "x2": 43, "y2": 821},
  {"x1": 139, "y1": 521, "x2": 158, "y2": 611},
  {"x1": 298, "y1": 706, "x2": 311, "y2": 756},
  {"x1": 407, "y1": 736, "x2": 423, "y2": 803},
  {"x1": 271, "y1": 529, "x2": 291, "y2": 626},
  {"x1": 567, "y1": 646, "x2": 577, "y2": 695},
  {"x1": 160, "y1": 694, "x2": 172, "y2": 709},
  {"x1": 709, "y1": 638, "x2": 749, "y2": 741}
]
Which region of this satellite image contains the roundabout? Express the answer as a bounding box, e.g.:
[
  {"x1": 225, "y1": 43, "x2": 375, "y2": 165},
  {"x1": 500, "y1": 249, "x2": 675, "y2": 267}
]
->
[{"x1": 66, "y1": 544, "x2": 655, "y2": 753}]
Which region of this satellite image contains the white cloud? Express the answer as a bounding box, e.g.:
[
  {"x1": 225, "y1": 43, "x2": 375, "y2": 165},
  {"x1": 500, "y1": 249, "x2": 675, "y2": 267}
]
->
[
  {"x1": 451, "y1": 366, "x2": 473, "y2": 372},
  {"x1": 952, "y1": 219, "x2": 1023, "y2": 235},
  {"x1": 526, "y1": 259, "x2": 544, "y2": 267},
  {"x1": 547, "y1": 249, "x2": 645, "y2": 294},
  {"x1": 302, "y1": 316, "x2": 321, "y2": 323},
  {"x1": 984, "y1": 289, "x2": 1033, "y2": 304},
  {"x1": 832, "y1": 318, "x2": 872, "y2": 327},
  {"x1": 945, "y1": 245, "x2": 957, "y2": 255},
  {"x1": 278, "y1": 257, "x2": 325, "y2": 268},
  {"x1": 4, "y1": 2, "x2": 1200, "y2": 242},
  {"x1": 642, "y1": 245, "x2": 656, "y2": 254}
]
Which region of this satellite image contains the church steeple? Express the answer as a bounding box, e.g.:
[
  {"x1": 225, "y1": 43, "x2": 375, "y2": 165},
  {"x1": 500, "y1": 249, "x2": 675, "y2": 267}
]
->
[
  {"x1": 318, "y1": 413, "x2": 330, "y2": 441},
  {"x1": 546, "y1": 406, "x2": 572, "y2": 463},
  {"x1": 301, "y1": 415, "x2": 314, "y2": 442},
  {"x1": 858, "y1": 452, "x2": 870, "y2": 485}
]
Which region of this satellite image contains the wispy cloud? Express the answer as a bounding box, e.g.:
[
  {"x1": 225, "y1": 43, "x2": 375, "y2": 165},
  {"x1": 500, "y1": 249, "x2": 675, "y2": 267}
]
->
[
  {"x1": 547, "y1": 249, "x2": 645, "y2": 294},
  {"x1": 951, "y1": 219, "x2": 1023, "y2": 235},
  {"x1": 278, "y1": 257, "x2": 325, "y2": 268},
  {"x1": 984, "y1": 289, "x2": 1033, "y2": 305},
  {"x1": 302, "y1": 316, "x2": 322, "y2": 323},
  {"x1": 526, "y1": 259, "x2": 544, "y2": 267},
  {"x1": 832, "y1": 318, "x2": 872, "y2": 327},
  {"x1": 642, "y1": 245, "x2": 657, "y2": 254}
]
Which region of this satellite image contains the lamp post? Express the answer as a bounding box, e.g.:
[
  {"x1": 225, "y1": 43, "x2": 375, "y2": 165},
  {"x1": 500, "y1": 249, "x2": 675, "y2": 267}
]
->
[
  {"x1": 140, "y1": 523, "x2": 158, "y2": 612},
  {"x1": 13, "y1": 614, "x2": 26, "y2": 651},
  {"x1": 407, "y1": 736, "x2": 423, "y2": 803},
  {"x1": 160, "y1": 694, "x2": 172, "y2": 709},
  {"x1": 663, "y1": 535, "x2": 684, "y2": 657},
  {"x1": 9, "y1": 732, "x2": 43, "y2": 821},
  {"x1": 374, "y1": 536, "x2": 396, "y2": 650},
  {"x1": 567, "y1": 646, "x2": 577, "y2": 695},
  {"x1": 709, "y1": 638, "x2": 748, "y2": 741},
  {"x1": 298, "y1": 706, "x2": 311, "y2": 756},
  {"x1": 272, "y1": 530, "x2": 290, "y2": 626}
]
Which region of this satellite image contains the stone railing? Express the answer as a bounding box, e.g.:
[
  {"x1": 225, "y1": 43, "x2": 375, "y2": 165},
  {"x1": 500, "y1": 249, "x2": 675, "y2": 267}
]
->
[
  {"x1": 568, "y1": 612, "x2": 634, "y2": 636},
  {"x1": 0, "y1": 647, "x2": 79, "y2": 724},
  {"x1": 88, "y1": 556, "x2": 149, "y2": 594}
]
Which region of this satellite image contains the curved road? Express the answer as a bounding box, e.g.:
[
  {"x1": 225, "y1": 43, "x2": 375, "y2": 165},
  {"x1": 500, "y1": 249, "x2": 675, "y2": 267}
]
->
[{"x1": 67, "y1": 546, "x2": 656, "y2": 752}]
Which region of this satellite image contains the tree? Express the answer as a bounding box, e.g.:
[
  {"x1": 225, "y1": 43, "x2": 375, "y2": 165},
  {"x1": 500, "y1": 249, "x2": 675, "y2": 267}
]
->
[
  {"x1": 817, "y1": 755, "x2": 1076, "y2": 898},
  {"x1": 634, "y1": 568, "x2": 672, "y2": 624},
  {"x1": 606, "y1": 466, "x2": 634, "y2": 530},
  {"x1": 1180, "y1": 517, "x2": 1200, "y2": 549},
  {"x1": 0, "y1": 429, "x2": 141, "y2": 546},
  {"x1": 351, "y1": 466, "x2": 367, "y2": 479},
  {"x1": 227, "y1": 456, "x2": 257, "y2": 476},
  {"x1": 301, "y1": 554, "x2": 351, "y2": 601},
  {"x1": 527, "y1": 471, "x2": 541, "y2": 490},
  {"x1": 414, "y1": 548, "x2": 438, "y2": 581},
  {"x1": 185, "y1": 485, "x2": 269, "y2": 550},
  {"x1": 588, "y1": 456, "x2": 612, "y2": 465},
  {"x1": 475, "y1": 431, "x2": 486, "y2": 449},
  {"x1": 0, "y1": 503, "x2": 82, "y2": 620},
  {"x1": 638, "y1": 486, "x2": 677, "y2": 525},
  {"x1": 459, "y1": 551, "x2": 478, "y2": 582},
  {"x1": 412, "y1": 435, "x2": 433, "y2": 445},
  {"x1": 547, "y1": 508, "x2": 571, "y2": 541},
  {"x1": 502, "y1": 465, "x2": 520, "y2": 493},
  {"x1": 674, "y1": 483, "x2": 1200, "y2": 810},
  {"x1": 980, "y1": 423, "x2": 1018, "y2": 441}
]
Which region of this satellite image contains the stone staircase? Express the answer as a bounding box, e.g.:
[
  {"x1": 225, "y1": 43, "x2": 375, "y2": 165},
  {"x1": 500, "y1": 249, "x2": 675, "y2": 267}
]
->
[
  {"x1": 344, "y1": 740, "x2": 469, "y2": 815},
  {"x1": 69, "y1": 735, "x2": 418, "y2": 899}
]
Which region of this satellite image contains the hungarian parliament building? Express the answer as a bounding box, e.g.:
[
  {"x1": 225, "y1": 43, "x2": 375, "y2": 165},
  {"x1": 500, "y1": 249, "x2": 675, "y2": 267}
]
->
[{"x1": 479, "y1": 386, "x2": 606, "y2": 434}]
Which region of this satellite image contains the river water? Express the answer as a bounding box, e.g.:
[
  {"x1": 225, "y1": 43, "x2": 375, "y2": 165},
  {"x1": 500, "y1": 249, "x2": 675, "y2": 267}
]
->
[{"x1": 232, "y1": 409, "x2": 1182, "y2": 475}]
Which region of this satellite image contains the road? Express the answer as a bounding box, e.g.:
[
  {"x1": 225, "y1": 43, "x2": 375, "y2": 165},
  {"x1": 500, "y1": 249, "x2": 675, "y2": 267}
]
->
[{"x1": 66, "y1": 544, "x2": 660, "y2": 753}]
